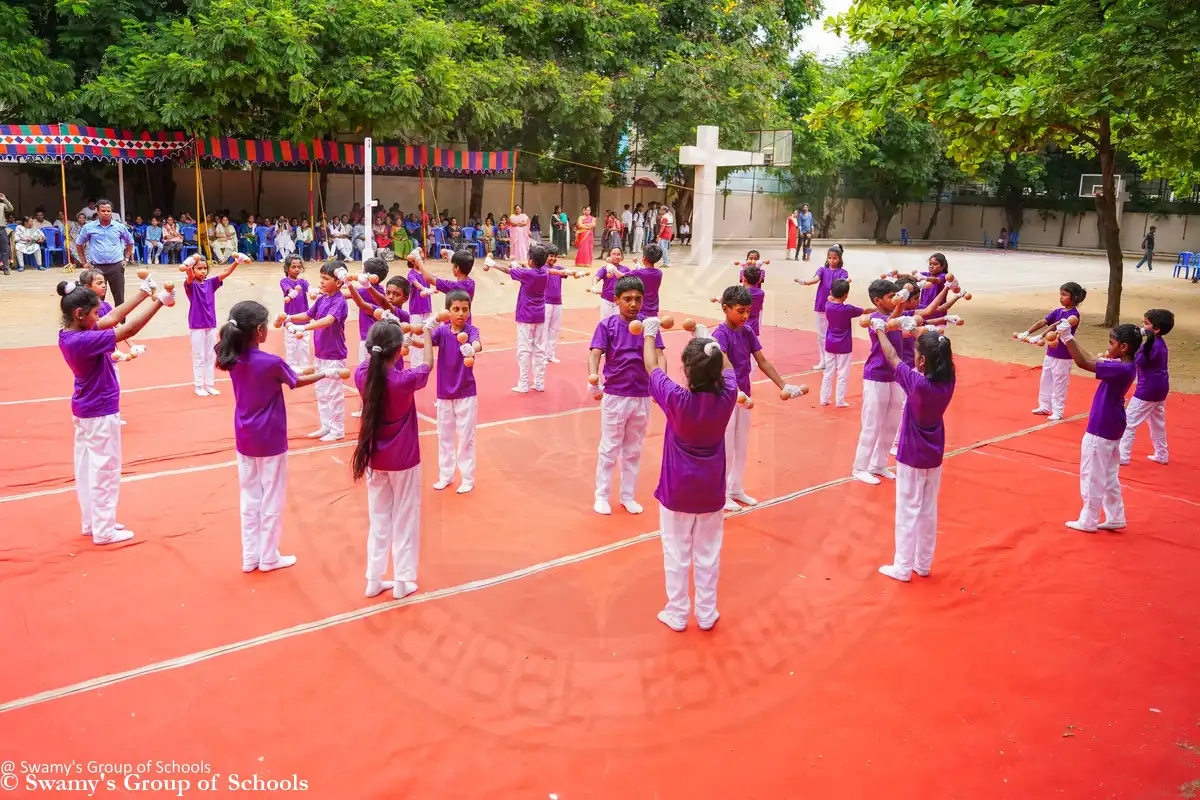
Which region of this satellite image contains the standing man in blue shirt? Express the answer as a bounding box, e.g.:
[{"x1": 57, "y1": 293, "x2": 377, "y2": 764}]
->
[
  {"x1": 76, "y1": 198, "x2": 135, "y2": 304},
  {"x1": 798, "y1": 203, "x2": 815, "y2": 261}
]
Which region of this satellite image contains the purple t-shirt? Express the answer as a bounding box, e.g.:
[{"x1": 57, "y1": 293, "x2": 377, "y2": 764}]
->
[
  {"x1": 435, "y1": 277, "x2": 476, "y2": 325},
  {"x1": 407, "y1": 269, "x2": 432, "y2": 316},
  {"x1": 813, "y1": 266, "x2": 848, "y2": 312},
  {"x1": 824, "y1": 302, "x2": 863, "y2": 355},
  {"x1": 281, "y1": 277, "x2": 309, "y2": 315},
  {"x1": 627, "y1": 267, "x2": 663, "y2": 318},
  {"x1": 97, "y1": 300, "x2": 113, "y2": 319},
  {"x1": 595, "y1": 264, "x2": 628, "y2": 302},
  {"x1": 185, "y1": 276, "x2": 223, "y2": 330},
  {"x1": 713, "y1": 322, "x2": 762, "y2": 395},
  {"x1": 1133, "y1": 336, "x2": 1168, "y2": 403},
  {"x1": 895, "y1": 362, "x2": 955, "y2": 469},
  {"x1": 900, "y1": 310, "x2": 917, "y2": 366},
  {"x1": 431, "y1": 323, "x2": 481, "y2": 400},
  {"x1": 918, "y1": 271, "x2": 945, "y2": 309},
  {"x1": 863, "y1": 312, "x2": 903, "y2": 383},
  {"x1": 356, "y1": 286, "x2": 382, "y2": 341},
  {"x1": 229, "y1": 347, "x2": 298, "y2": 457},
  {"x1": 306, "y1": 292, "x2": 349, "y2": 360},
  {"x1": 1045, "y1": 307, "x2": 1080, "y2": 360},
  {"x1": 59, "y1": 328, "x2": 120, "y2": 419},
  {"x1": 353, "y1": 361, "x2": 432, "y2": 471},
  {"x1": 545, "y1": 269, "x2": 564, "y2": 305},
  {"x1": 651, "y1": 368, "x2": 738, "y2": 514},
  {"x1": 1086, "y1": 359, "x2": 1136, "y2": 440},
  {"x1": 739, "y1": 264, "x2": 766, "y2": 285},
  {"x1": 510, "y1": 267, "x2": 547, "y2": 324},
  {"x1": 590, "y1": 315, "x2": 664, "y2": 398},
  {"x1": 747, "y1": 286, "x2": 765, "y2": 336}
]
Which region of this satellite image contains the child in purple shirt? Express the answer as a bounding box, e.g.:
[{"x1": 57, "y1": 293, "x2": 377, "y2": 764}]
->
[
  {"x1": 281, "y1": 260, "x2": 350, "y2": 442},
  {"x1": 413, "y1": 249, "x2": 477, "y2": 326},
  {"x1": 1056, "y1": 320, "x2": 1140, "y2": 532},
  {"x1": 741, "y1": 264, "x2": 766, "y2": 336},
  {"x1": 795, "y1": 245, "x2": 847, "y2": 370},
  {"x1": 852, "y1": 277, "x2": 904, "y2": 485},
  {"x1": 626, "y1": 242, "x2": 665, "y2": 319},
  {"x1": 279, "y1": 255, "x2": 312, "y2": 370},
  {"x1": 640, "y1": 326, "x2": 737, "y2": 631},
  {"x1": 405, "y1": 250, "x2": 434, "y2": 367},
  {"x1": 591, "y1": 248, "x2": 629, "y2": 319},
  {"x1": 184, "y1": 252, "x2": 245, "y2": 397},
  {"x1": 588, "y1": 275, "x2": 666, "y2": 516},
  {"x1": 543, "y1": 245, "x2": 571, "y2": 363},
  {"x1": 216, "y1": 300, "x2": 334, "y2": 573},
  {"x1": 711, "y1": 285, "x2": 804, "y2": 512},
  {"x1": 429, "y1": 290, "x2": 483, "y2": 494},
  {"x1": 737, "y1": 249, "x2": 768, "y2": 285},
  {"x1": 871, "y1": 327, "x2": 956, "y2": 582},
  {"x1": 918, "y1": 252, "x2": 950, "y2": 309},
  {"x1": 821, "y1": 278, "x2": 867, "y2": 408},
  {"x1": 1119, "y1": 308, "x2": 1173, "y2": 465},
  {"x1": 57, "y1": 275, "x2": 171, "y2": 545},
  {"x1": 1022, "y1": 281, "x2": 1087, "y2": 421},
  {"x1": 491, "y1": 244, "x2": 550, "y2": 393},
  {"x1": 352, "y1": 321, "x2": 433, "y2": 601}
]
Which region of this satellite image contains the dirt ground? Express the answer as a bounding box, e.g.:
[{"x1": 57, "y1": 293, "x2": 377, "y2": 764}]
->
[{"x1": 4, "y1": 242, "x2": 1197, "y2": 390}]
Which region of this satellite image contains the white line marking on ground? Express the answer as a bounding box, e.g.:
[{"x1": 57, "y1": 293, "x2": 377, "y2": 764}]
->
[
  {"x1": 0, "y1": 378, "x2": 232, "y2": 407},
  {"x1": 0, "y1": 412, "x2": 1086, "y2": 714}
]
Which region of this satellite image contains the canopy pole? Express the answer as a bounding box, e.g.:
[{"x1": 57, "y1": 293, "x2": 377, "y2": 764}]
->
[
  {"x1": 362, "y1": 136, "x2": 374, "y2": 259},
  {"x1": 419, "y1": 166, "x2": 427, "y2": 254},
  {"x1": 118, "y1": 162, "x2": 127, "y2": 223},
  {"x1": 510, "y1": 150, "x2": 518, "y2": 213},
  {"x1": 308, "y1": 161, "x2": 314, "y2": 225},
  {"x1": 61, "y1": 157, "x2": 73, "y2": 273}
]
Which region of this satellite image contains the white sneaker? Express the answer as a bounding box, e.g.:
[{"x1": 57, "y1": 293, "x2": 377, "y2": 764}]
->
[
  {"x1": 913, "y1": 567, "x2": 931, "y2": 577},
  {"x1": 94, "y1": 530, "x2": 135, "y2": 545},
  {"x1": 1065, "y1": 520, "x2": 1097, "y2": 533},
  {"x1": 195, "y1": 389, "x2": 208, "y2": 398},
  {"x1": 365, "y1": 579, "x2": 395, "y2": 598},
  {"x1": 511, "y1": 386, "x2": 530, "y2": 394},
  {"x1": 872, "y1": 469, "x2": 896, "y2": 481},
  {"x1": 622, "y1": 499, "x2": 644, "y2": 514},
  {"x1": 307, "y1": 427, "x2": 330, "y2": 438},
  {"x1": 731, "y1": 492, "x2": 757, "y2": 506},
  {"x1": 1048, "y1": 414, "x2": 1063, "y2": 422},
  {"x1": 455, "y1": 483, "x2": 474, "y2": 495},
  {"x1": 812, "y1": 363, "x2": 825, "y2": 371},
  {"x1": 1148, "y1": 454, "x2": 1168, "y2": 465},
  {"x1": 548, "y1": 356, "x2": 561, "y2": 363},
  {"x1": 698, "y1": 613, "x2": 720, "y2": 631},
  {"x1": 820, "y1": 401, "x2": 831, "y2": 407},
  {"x1": 533, "y1": 384, "x2": 545, "y2": 392},
  {"x1": 319, "y1": 432, "x2": 344, "y2": 442},
  {"x1": 259, "y1": 555, "x2": 297, "y2": 572},
  {"x1": 205, "y1": 387, "x2": 221, "y2": 396},
  {"x1": 242, "y1": 563, "x2": 258, "y2": 574},
  {"x1": 393, "y1": 581, "x2": 419, "y2": 600},
  {"x1": 594, "y1": 498, "x2": 612, "y2": 515},
  {"x1": 1032, "y1": 408, "x2": 1051, "y2": 416},
  {"x1": 836, "y1": 402, "x2": 851, "y2": 409},
  {"x1": 853, "y1": 470, "x2": 881, "y2": 485},
  {"x1": 878, "y1": 564, "x2": 911, "y2": 582},
  {"x1": 1098, "y1": 520, "x2": 1126, "y2": 531},
  {"x1": 723, "y1": 497, "x2": 741, "y2": 512},
  {"x1": 433, "y1": 480, "x2": 451, "y2": 491},
  {"x1": 657, "y1": 610, "x2": 687, "y2": 632}
]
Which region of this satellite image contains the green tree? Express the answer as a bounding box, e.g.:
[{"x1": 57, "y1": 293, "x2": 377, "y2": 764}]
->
[
  {"x1": 0, "y1": 4, "x2": 74, "y2": 123},
  {"x1": 820, "y1": 0, "x2": 1200, "y2": 325}
]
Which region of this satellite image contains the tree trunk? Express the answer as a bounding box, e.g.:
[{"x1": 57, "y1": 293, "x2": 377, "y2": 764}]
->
[
  {"x1": 585, "y1": 170, "x2": 603, "y2": 215},
  {"x1": 675, "y1": 172, "x2": 694, "y2": 229},
  {"x1": 1058, "y1": 211, "x2": 1069, "y2": 248},
  {"x1": 318, "y1": 165, "x2": 330, "y2": 220},
  {"x1": 469, "y1": 175, "x2": 485, "y2": 220},
  {"x1": 920, "y1": 192, "x2": 943, "y2": 239},
  {"x1": 872, "y1": 197, "x2": 895, "y2": 243},
  {"x1": 1096, "y1": 114, "x2": 1123, "y2": 327}
]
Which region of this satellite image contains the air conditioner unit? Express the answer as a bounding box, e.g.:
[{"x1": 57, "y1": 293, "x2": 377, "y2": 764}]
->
[{"x1": 762, "y1": 149, "x2": 775, "y2": 166}]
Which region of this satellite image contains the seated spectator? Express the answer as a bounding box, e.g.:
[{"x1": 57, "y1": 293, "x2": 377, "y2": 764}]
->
[
  {"x1": 678, "y1": 220, "x2": 691, "y2": 245},
  {"x1": 314, "y1": 219, "x2": 328, "y2": 258},
  {"x1": 145, "y1": 217, "x2": 164, "y2": 264},
  {"x1": 296, "y1": 218, "x2": 314, "y2": 259},
  {"x1": 162, "y1": 216, "x2": 184, "y2": 261},
  {"x1": 447, "y1": 217, "x2": 465, "y2": 251},
  {"x1": 211, "y1": 214, "x2": 238, "y2": 262},
  {"x1": 14, "y1": 217, "x2": 46, "y2": 270},
  {"x1": 68, "y1": 213, "x2": 86, "y2": 265}
]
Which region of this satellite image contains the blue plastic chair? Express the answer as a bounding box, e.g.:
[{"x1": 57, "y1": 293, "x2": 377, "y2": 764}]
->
[
  {"x1": 255, "y1": 226, "x2": 275, "y2": 262},
  {"x1": 1172, "y1": 252, "x2": 1193, "y2": 278},
  {"x1": 900, "y1": 227, "x2": 910, "y2": 245},
  {"x1": 180, "y1": 225, "x2": 199, "y2": 260},
  {"x1": 428, "y1": 227, "x2": 448, "y2": 255},
  {"x1": 42, "y1": 226, "x2": 66, "y2": 266}
]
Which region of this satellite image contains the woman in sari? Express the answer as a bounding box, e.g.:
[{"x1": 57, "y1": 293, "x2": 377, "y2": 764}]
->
[
  {"x1": 786, "y1": 208, "x2": 800, "y2": 260},
  {"x1": 551, "y1": 205, "x2": 568, "y2": 253},
  {"x1": 508, "y1": 204, "x2": 531, "y2": 262},
  {"x1": 574, "y1": 206, "x2": 597, "y2": 267},
  {"x1": 479, "y1": 213, "x2": 496, "y2": 255}
]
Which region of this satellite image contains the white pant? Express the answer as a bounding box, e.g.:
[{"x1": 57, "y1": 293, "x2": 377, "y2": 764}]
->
[
  {"x1": 545, "y1": 303, "x2": 563, "y2": 359},
  {"x1": 314, "y1": 357, "x2": 346, "y2": 436},
  {"x1": 74, "y1": 414, "x2": 122, "y2": 543},
  {"x1": 820, "y1": 351, "x2": 851, "y2": 405},
  {"x1": 659, "y1": 507, "x2": 724, "y2": 626},
  {"x1": 276, "y1": 240, "x2": 295, "y2": 261},
  {"x1": 284, "y1": 328, "x2": 312, "y2": 370},
  {"x1": 1078, "y1": 433, "x2": 1124, "y2": 528},
  {"x1": 852, "y1": 380, "x2": 904, "y2": 473},
  {"x1": 437, "y1": 396, "x2": 478, "y2": 485},
  {"x1": 815, "y1": 311, "x2": 829, "y2": 367},
  {"x1": 330, "y1": 238, "x2": 352, "y2": 260},
  {"x1": 237, "y1": 453, "x2": 288, "y2": 570},
  {"x1": 190, "y1": 328, "x2": 217, "y2": 391},
  {"x1": 889, "y1": 463, "x2": 942, "y2": 578},
  {"x1": 516, "y1": 321, "x2": 547, "y2": 390},
  {"x1": 146, "y1": 241, "x2": 163, "y2": 263},
  {"x1": 1119, "y1": 397, "x2": 1167, "y2": 463},
  {"x1": 1037, "y1": 355, "x2": 1072, "y2": 417},
  {"x1": 212, "y1": 240, "x2": 236, "y2": 263},
  {"x1": 366, "y1": 466, "x2": 421, "y2": 582},
  {"x1": 408, "y1": 314, "x2": 426, "y2": 366},
  {"x1": 596, "y1": 394, "x2": 650, "y2": 502},
  {"x1": 724, "y1": 404, "x2": 751, "y2": 496},
  {"x1": 600, "y1": 299, "x2": 616, "y2": 320},
  {"x1": 891, "y1": 396, "x2": 907, "y2": 449}
]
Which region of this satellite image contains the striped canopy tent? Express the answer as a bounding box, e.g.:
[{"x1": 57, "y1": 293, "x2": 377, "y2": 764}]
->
[
  {"x1": 192, "y1": 138, "x2": 515, "y2": 174},
  {"x1": 0, "y1": 124, "x2": 190, "y2": 163}
]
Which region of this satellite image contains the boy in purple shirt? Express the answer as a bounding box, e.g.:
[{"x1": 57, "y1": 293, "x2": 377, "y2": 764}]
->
[
  {"x1": 626, "y1": 242, "x2": 665, "y2": 319},
  {"x1": 639, "y1": 323, "x2": 737, "y2": 631},
  {"x1": 591, "y1": 248, "x2": 629, "y2": 319},
  {"x1": 413, "y1": 249, "x2": 477, "y2": 325},
  {"x1": 588, "y1": 275, "x2": 666, "y2": 516},
  {"x1": 741, "y1": 264, "x2": 766, "y2": 336},
  {"x1": 429, "y1": 290, "x2": 483, "y2": 494},
  {"x1": 353, "y1": 322, "x2": 433, "y2": 601},
  {"x1": 216, "y1": 300, "x2": 335, "y2": 573},
  {"x1": 871, "y1": 327, "x2": 955, "y2": 581},
  {"x1": 1056, "y1": 320, "x2": 1141, "y2": 532},
  {"x1": 544, "y1": 245, "x2": 571, "y2": 363},
  {"x1": 57, "y1": 274, "x2": 171, "y2": 545},
  {"x1": 281, "y1": 260, "x2": 350, "y2": 442},
  {"x1": 279, "y1": 255, "x2": 312, "y2": 370},
  {"x1": 184, "y1": 252, "x2": 245, "y2": 397},
  {"x1": 795, "y1": 245, "x2": 847, "y2": 370},
  {"x1": 405, "y1": 250, "x2": 434, "y2": 367},
  {"x1": 851, "y1": 278, "x2": 903, "y2": 485},
  {"x1": 1119, "y1": 308, "x2": 1173, "y2": 465},
  {"x1": 1022, "y1": 281, "x2": 1087, "y2": 421},
  {"x1": 490, "y1": 244, "x2": 549, "y2": 393},
  {"x1": 822, "y1": 278, "x2": 866, "y2": 408},
  {"x1": 349, "y1": 257, "x2": 390, "y2": 362},
  {"x1": 711, "y1": 285, "x2": 805, "y2": 512}
]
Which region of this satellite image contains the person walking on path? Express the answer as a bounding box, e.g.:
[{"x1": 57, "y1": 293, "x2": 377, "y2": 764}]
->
[{"x1": 1133, "y1": 225, "x2": 1155, "y2": 272}]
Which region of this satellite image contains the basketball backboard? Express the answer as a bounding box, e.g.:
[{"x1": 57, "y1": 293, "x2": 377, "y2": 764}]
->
[{"x1": 1079, "y1": 173, "x2": 1125, "y2": 199}]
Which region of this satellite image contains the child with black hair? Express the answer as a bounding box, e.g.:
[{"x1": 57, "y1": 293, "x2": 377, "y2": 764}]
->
[
  {"x1": 216, "y1": 300, "x2": 336, "y2": 572},
  {"x1": 1120, "y1": 308, "x2": 1173, "y2": 465},
  {"x1": 78, "y1": 269, "x2": 142, "y2": 426},
  {"x1": 919, "y1": 253, "x2": 950, "y2": 309},
  {"x1": 413, "y1": 248, "x2": 477, "y2": 325},
  {"x1": 588, "y1": 275, "x2": 666, "y2": 515},
  {"x1": 712, "y1": 285, "x2": 805, "y2": 511},
  {"x1": 889, "y1": 274, "x2": 958, "y2": 456},
  {"x1": 639, "y1": 318, "x2": 737, "y2": 631},
  {"x1": 1022, "y1": 282, "x2": 1087, "y2": 421},
  {"x1": 627, "y1": 242, "x2": 665, "y2": 319},
  {"x1": 738, "y1": 249, "x2": 767, "y2": 285},
  {"x1": 430, "y1": 290, "x2": 483, "y2": 493},
  {"x1": 741, "y1": 265, "x2": 766, "y2": 336},
  {"x1": 57, "y1": 274, "x2": 172, "y2": 545},
  {"x1": 490, "y1": 244, "x2": 550, "y2": 393},
  {"x1": 822, "y1": 278, "x2": 865, "y2": 407},
  {"x1": 280, "y1": 260, "x2": 349, "y2": 442},
  {"x1": 795, "y1": 245, "x2": 847, "y2": 370},
  {"x1": 852, "y1": 278, "x2": 903, "y2": 485},
  {"x1": 352, "y1": 257, "x2": 390, "y2": 362},
  {"x1": 544, "y1": 245, "x2": 567, "y2": 363},
  {"x1": 871, "y1": 327, "x2": 956, "y2": 581},
  {"x1": 280, "y1": 255, "x2": 311, "y2": 370},
  {"x1": 1055, "y1": 320, "x2": 1140, "y2": 532},
  {"x1": 184, "y1": 252, "x2": 246, "y2": 397},
  {"x1": 591, "y1": 248, "x2": 630, "y2": 319},
  {"x1": 405, "y1": 250, "x2": 434, "y2": 366},
  {"x1": 353, "y1": 319, "x2": 433, "y2": 600}
]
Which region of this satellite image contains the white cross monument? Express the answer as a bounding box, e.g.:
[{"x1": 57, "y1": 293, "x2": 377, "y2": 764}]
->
[{"x1": 679, "y1": 125, "x2": 764, "y2": 269}]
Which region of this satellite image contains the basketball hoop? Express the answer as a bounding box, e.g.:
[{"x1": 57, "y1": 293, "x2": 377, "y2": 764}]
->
[{"x1": 1079, "y1": 173, "x2": 1124, "y2": 200}]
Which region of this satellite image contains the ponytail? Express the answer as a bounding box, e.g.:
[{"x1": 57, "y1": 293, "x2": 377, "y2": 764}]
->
[
  {"x1": 216, "y1": 300, "x2": 269, "y2": 371},
  {"x1": 57, "y1": 280, "x2": 99, "y2": 327},
  {"x1": 681, "y1": 338, "x2": 725, "y2": 394},
  {"x1": 916, "y1": 331, "x2": 955, "y2": 384},
  {"x1": 352, "y1": 322, "x2": 406, "y2": 480}
]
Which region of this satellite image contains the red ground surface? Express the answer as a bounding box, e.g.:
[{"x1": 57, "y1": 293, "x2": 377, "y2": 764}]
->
[{"x1": 1, "y1": 308, "x2": 1197, "y2": 799}]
